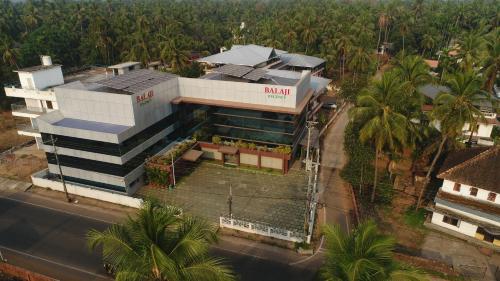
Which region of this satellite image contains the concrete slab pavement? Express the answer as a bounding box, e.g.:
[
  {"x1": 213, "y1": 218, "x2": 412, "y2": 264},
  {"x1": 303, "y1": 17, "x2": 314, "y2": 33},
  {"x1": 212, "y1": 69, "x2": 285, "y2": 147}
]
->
[{"x1": 421, "y1": 231, "x2": 500, "y2": 281}]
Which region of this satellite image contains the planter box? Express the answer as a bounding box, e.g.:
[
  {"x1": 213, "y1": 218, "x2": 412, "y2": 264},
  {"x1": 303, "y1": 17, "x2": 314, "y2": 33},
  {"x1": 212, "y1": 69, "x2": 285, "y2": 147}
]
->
[{"x1": 198, "y1": 142, "x2": 291, "y2": 173}]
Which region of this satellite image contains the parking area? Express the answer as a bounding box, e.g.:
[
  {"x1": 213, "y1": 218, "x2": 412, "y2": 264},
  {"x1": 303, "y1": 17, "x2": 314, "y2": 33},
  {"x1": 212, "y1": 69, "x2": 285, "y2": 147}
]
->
[{"x1": 137, "y1": 161, "x2": 309, "y2": 232}]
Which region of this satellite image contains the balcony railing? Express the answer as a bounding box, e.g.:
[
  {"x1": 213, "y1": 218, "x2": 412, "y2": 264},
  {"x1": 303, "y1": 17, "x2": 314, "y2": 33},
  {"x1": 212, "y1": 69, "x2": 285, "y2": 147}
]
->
[
  {"x1": 16, "y1": 123, "x2": 40, "y2": 134},
  {"x1": 4, "y1": 87, "x2": 56, "y2": 101},
  {"x1": 11, "y1": 102, "x2": 47, "y2": 115}
]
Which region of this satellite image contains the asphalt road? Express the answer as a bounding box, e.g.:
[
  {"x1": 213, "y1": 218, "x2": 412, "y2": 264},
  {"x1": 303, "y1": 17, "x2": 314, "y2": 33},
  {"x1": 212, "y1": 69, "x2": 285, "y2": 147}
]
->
[{"x1": 0, "y1": 196, "x2": 316, "y2": 281}]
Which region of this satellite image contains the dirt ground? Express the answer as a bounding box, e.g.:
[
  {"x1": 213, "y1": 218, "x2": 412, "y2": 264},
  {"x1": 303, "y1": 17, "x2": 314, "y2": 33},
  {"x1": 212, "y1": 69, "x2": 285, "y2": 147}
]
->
[
  {"x1": 0, "y1": 144, "x2": 47, "y2": 181},
  {"x1": 0, "y1": 111, "x2": 31, "y2": 152},
  {"x1": 377, "y1": 193, "x2": 428, "y2": 251}
]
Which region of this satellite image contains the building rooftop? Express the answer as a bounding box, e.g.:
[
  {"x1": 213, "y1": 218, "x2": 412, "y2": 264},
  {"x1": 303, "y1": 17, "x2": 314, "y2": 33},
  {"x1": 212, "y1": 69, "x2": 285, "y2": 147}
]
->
[
  {"x1": 14, "y1": 64, "x2": 62, "y2": 73},
  {"x1": 64, "y1": 66, "x2": 112, "y2": 84},
  {"x1": 419, "y1": 84, "x2": 450, "y2": 100},
  {"x1": 52, "y1": 118, "x2": 130, "y2": 134},
  {"x1": 197, "y1": 44, "x2": 278, "y2": 67},
  {"x1": 108, "y1": 61, "x2": 141, "y2": 69},
  {"x1": 279, "y1": 53, "x2": 325, "y2": 68},
  {"x1": 96, "y1": 69, "x2": 178, "y2": 95},
  {"x1": 438, "y1": 146, "x2": 499, "y2": 193},
  {"x1": 424, "y1": 59, "x2": 439, "y2": 69}
]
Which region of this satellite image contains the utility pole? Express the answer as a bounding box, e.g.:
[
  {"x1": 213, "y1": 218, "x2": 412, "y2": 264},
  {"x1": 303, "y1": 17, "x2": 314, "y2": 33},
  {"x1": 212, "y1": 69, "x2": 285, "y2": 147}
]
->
[
  {"x1": 227, "y1": 184, "x2": 233, "y2": 218},
  {"x1": 171, "y1": 152, "x2": 176, "y2": 187},
  {"x1": 305, "y1": 120, "x2": 318, "y2": 171},
  {"x1": 49, "y1": 135, "x2": 71, "y2": 203},
  {"x1": 0, "y1": 249, "x2": 5, "y2": 262}
]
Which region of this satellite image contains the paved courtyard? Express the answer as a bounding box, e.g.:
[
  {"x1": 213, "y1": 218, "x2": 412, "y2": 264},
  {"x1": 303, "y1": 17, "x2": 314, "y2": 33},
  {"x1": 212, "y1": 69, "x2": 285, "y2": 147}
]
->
[{"x1": 137, "y1": 161, "x2": 309, "y2": 232}]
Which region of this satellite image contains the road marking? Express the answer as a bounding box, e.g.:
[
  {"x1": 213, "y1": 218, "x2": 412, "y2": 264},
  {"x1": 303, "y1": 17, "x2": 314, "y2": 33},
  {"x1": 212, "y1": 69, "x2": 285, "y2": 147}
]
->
[
  {"x1": 0, "y1": 196, "x2": 115, "y2": 224},
  {"x1": 0, "y1": 245, "x2": 109, "y2": 279}
]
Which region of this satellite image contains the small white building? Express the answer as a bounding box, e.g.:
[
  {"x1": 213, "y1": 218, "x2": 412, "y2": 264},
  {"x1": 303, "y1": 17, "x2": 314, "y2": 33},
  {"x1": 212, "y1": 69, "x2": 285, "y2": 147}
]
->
[
  {"x1": 4, "y1": 56, "x2": 63, "y2": 147},
  {"x1": 419, "y1": 84, "x2": 499, "y2": 146},
  {"x1": 428, "y1": 146, "x2": 500, "y2": 247}
]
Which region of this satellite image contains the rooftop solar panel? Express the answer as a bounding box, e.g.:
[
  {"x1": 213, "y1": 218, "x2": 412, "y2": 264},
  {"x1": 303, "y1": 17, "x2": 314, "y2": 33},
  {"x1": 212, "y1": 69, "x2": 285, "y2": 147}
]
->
[
  {"x1": 243, "y1": 68, "x2": 268, "y2": 81},
  {"x1": 96, "y1": 69, "x2": 177, "y2": 94},
  {"x1": 213, "y1": 64, "x2": 253, "y2": 78}
]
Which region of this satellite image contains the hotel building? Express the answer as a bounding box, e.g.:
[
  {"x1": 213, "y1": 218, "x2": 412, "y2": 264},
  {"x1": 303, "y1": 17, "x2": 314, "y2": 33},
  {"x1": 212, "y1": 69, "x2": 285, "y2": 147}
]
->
[{"x1": 5, "y1": 45, "x2": 330, "y2": 195}]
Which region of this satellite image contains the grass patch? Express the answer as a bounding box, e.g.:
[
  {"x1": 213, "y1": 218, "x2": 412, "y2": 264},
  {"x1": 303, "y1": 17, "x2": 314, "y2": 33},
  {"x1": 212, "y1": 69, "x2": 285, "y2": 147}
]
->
[{"x1": 403, "y1": 206, "x2": 426, "y2": 228}]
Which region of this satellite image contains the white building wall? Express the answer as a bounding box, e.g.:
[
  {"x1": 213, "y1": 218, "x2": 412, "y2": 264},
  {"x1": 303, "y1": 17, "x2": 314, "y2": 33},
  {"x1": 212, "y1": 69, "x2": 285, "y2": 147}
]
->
[
  {"x1": 18, "y1": 67, "x2": 64, "y2": 90},
  {"x1": 55, "y1": 85, "x2": 135, "y2": 126},
  {"x1": 441, "y1": 179, "x2": 500, "y2": 205},
  {"x1": 178, "y1": 77, "x2": 299, "y2": 108},
  {"x1": 431, "y1": 211, "x2": 478, "y2": 237},
  {"x1": 126, "y1": 78, "x2": 178, "y2": 139},
  {"x1": 435, "y1": 201, "x2": 500, "y2": 227},
  {"x1": 48, "y1": 164, "x2": 126, "y2": 187},
  {"x1": 295, "y1": 71, "x2": 311, "y2": 105}
]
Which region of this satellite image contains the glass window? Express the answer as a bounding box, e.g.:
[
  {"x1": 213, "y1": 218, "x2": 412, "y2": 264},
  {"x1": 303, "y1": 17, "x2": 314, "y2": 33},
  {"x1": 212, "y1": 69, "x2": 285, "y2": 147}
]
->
[
  {"x1": 442, "y1": 215, "x2": 459, "y2": 226},
  {"x1": 488, "y1": 192, "x2": 497, "y2": 202},
  {"x1": 453, "y1": 183, "x2": 461, "y2": 192},
  {"x1": 469, "y1": 187, "x2": 478, "y2": 197},
  {"x1": 41, "y1": 111, "x2": 178, "y2": 157}
]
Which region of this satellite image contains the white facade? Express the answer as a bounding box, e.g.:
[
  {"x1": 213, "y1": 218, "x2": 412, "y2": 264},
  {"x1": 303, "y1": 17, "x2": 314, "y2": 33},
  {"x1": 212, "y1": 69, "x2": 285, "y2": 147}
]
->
[
  {"x1": 430, "y1": 178, "x2": 500, "y2": 247},
  {"x1": 177, "y1": 71, "x2": 311, "y2": 109},
  {"x1": 4, "y1": 57, "x2": 63, "y2": 147},
  {"x1": 431, "y1": 112, "x2": 498, "y2": 146},
  {"x1": 441, "y1": 179, "x2": 500, "y2": 205}
]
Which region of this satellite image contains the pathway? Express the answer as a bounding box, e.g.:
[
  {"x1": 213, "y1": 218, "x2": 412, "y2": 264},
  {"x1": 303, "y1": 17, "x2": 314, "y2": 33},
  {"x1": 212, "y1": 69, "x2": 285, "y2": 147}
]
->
[{"x1": 318, "y1": 106, "x2": 354, "y2": 233}]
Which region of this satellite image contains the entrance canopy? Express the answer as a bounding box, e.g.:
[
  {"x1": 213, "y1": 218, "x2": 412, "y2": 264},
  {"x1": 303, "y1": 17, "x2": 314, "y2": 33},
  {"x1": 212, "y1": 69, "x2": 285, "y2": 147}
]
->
[{"x1": 181, "y1": 149, "x2": 204, "y2": 162}]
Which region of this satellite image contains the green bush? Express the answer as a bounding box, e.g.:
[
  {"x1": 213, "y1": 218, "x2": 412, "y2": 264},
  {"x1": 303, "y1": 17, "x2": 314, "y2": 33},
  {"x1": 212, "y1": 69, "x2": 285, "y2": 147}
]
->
[
  {"x1": 341, "y1": 121, "x2": 393, "y2": 204},
  {"x1": 403, "y1": 206, "x2": 426, "y2": 228},
  {"x1": 145, "y1": 167, "x2": 170, "y2": 186},
  {"x1": 212, "y1": 135, "x2": 221, "y2": 144}
]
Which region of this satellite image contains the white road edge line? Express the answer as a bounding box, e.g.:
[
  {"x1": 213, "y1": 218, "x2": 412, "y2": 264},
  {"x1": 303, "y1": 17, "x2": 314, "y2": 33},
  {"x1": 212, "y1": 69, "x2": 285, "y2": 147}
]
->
[
  {"x1": 0, "y1": 195, "x2": 114, "y2": 224},
  {"x1": 0, "y1": 245, "x2": 108, "y2": 279}
]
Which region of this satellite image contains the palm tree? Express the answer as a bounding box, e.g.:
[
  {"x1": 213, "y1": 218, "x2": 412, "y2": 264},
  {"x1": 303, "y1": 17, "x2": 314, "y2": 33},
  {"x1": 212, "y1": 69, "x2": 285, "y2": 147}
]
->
[
  {"x1": 421, "y1": 34, "x2": 435, "y2": 57},
  {"x1": 321, "y1": 221, "x2": 428, "y2": 281},
  {"x1": 334, "y1": 34, "x2": 353, "y2": 80},
  {"x1": 301, "y1": 19, "x2": 318, "y2": 54},
  {"x1": 349, "y1": 47, "x2": 372, "y2": 80},
  {"x1": 87, "y1": 201, "x2": 235, "y2": 281},
  {"x1": 393, "y1": 55, "x2": 432, "y2": 105},
  {"x1": 416, "y1": 71, "x2": 490, "y2": 208},
  {"x1": 457, "y1": 32, "x2": 484, "y2": 71},
  {"x1": 349, "y1": 71, "x2": 408, "y2": 202},
  {"x1": 482, "y1": 28, "x2": 500, "y2": 92},
  {"x1": 0, "y1": 36, "x2": 19, "y2": 68}
]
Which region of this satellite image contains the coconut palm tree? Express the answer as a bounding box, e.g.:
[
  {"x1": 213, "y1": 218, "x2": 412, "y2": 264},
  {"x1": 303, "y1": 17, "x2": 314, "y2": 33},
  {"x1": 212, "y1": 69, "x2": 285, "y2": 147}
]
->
[
  {"x1": 0, "y1": 36, "x2": 19, "y2": 68},
  {"x1": 393, "y1": 55, "x2": 432, "y2": 106},
  {"x1": 321, "y1": 221, "x2": 428, "y2": 281},
  {"x1": 349, "y1": 71, "x2": 409, "y2": 202},
  {"x1": 87, "y1": 201, "x2": 234, "y2": 281},
  {"x1": 457, "y1": 32, "x2": 484, "y2": 71},
  {"x1": 349, "y1": 46, "x2": 372, "y2": 80},
  {"x1": 421, "y1": 34, "x2": 435, "y2": 57},
  {"x1": 482, "y1": 28, "x2": 500, "y2": 92},
  {"x1": 416, "y1": 71, "x2": 490, "y2": 208}
]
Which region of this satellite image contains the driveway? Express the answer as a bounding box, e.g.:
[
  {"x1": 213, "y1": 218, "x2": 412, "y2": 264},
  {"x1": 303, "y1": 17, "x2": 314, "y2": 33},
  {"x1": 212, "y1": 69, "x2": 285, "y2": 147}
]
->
[
  {"x1": 421, "y1": 231, "x2": 500, "y2": 281},
  {"x1": 318, "y1": 106, "x2": 354, "y2": 233}
]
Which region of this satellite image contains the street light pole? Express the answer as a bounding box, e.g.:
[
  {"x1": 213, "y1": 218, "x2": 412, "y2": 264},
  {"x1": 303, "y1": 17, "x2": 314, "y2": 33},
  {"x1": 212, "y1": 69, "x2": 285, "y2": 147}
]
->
[
  {"x1": 49, "y1": 135, "x2": 71, "y2": 202},
  {"x1": 228, "y1": 184, "x2": 232, "y2": 218},
  {"x1": 305, "y1": 120, "x2": 318, "y2": 171}
]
